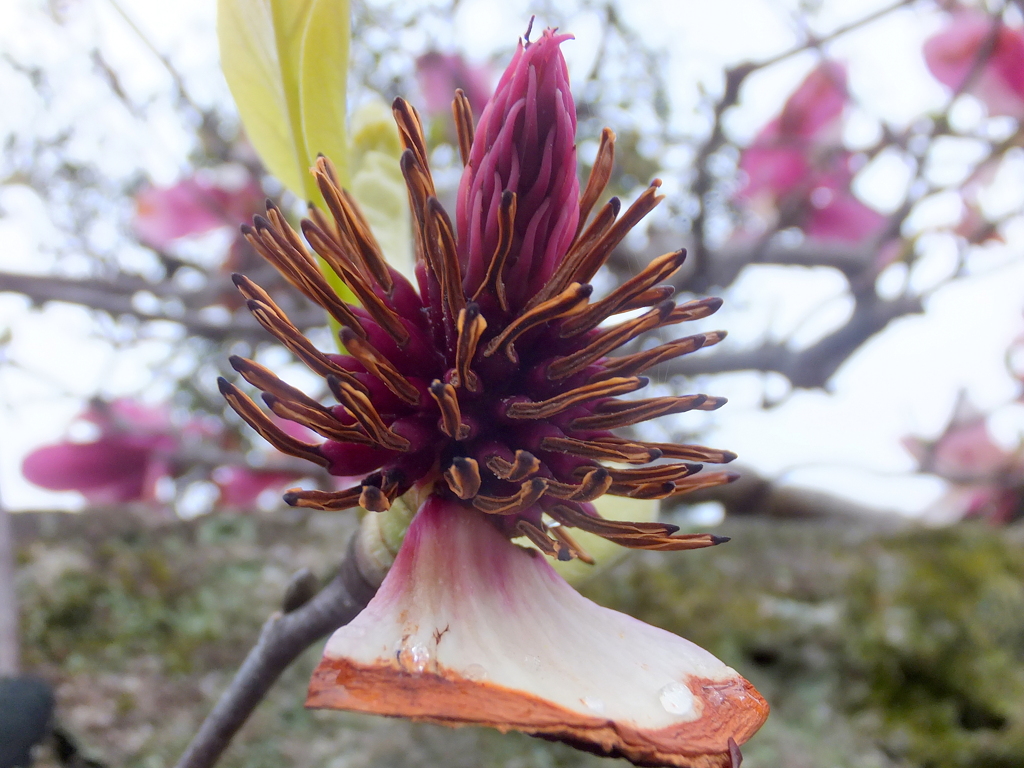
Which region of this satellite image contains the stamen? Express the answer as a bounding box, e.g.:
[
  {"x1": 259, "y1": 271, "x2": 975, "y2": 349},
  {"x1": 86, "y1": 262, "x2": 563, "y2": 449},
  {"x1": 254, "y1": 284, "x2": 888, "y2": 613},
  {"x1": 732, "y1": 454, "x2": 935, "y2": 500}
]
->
[
  {"x1": 547, "y1": 524, "x2": 595, "y2": 564},
  {"x1": 665, "y1": 296, "x2": 724, "y2": 324},
  {"x1": 472, "y1": 190, "x2": 516, "y2": 311},
  {"x1": 569, "y1": 181, "x2": 664, "y2": 286},
  {"x1": 546, "y1": 300, "x2": 673, "y2": 381},
  {"x1": 545, "y1": 468, "x2": 612, "y2": 502},
  {"x1": 241, "y1": 296, "x2": 368, "y2": 392},
  {"x1": 243, "y1": 219, "x2": 366, "y2": 333},
  {"x1": 452, "y1": 304, "x2": 487, "y2": 391},
  {"x1": 599, "y1": 439, "x2": 737, "y2": 464},
  {"x1": 484, "y1": 283, "x2": 593, "y2": 363},
  {"x1": 529, "y1": 197, "x2": 619, "y2": 308},
  {"x1": 598, "y1": 532, "x2": 729, "y2": 552},
  {"x1": 584, "y1": 463, "x2": 701, "y2": 483},
  {"x1": 283, "y1": 487, "x2": 362, "y2": 511},
  {"x1": 339, "y1": 327, "x2": 420, "y2": 405},
  {"x1": 392, "y1": 98, "x2": 435, "y2": 196},
  {"x1": 444, "y1": 456, "x2": 482, "y2": 499},
  {"x1": 472, "y1": 478, "x2": 548, "y2": 515},
  {"x1": 547, "y1": 503, "x2": 681, "y2": 537},
  {"x1": 302, "y1": 221, "x2": 411, "y2": 345},
  {"x1": 262, "y1": 393, "x2": 375, "y2": 446},
  {"x1": 560, "y1": 249, "x2": 687, "y2": 337},
  {"x1": 486, "y1": 450, "x2": 541, "y2": 482},
  {"x1": 229, "y1": 355, "x2": 330, "y2": 415},
  {"x1": 326, "y1": 375, "x2": 411, "y2": 451},
  {"x1": 505, "y1": 376, "x2": 647, "y2": 420},
  {"x1": 452, "y1": 89, "x2": 475, "y2": 167},
  {"x1": 570, "y1": 394, "x2": 726, "y2": 431},
  {"x1": 217, "y1": 378, "x2": 328, "y2": 467},
  {"x1": 607, "y1": 480, "x2": 677, "y2": 499},
  {"x1": 539, "y1": 436, "x2": 660, "y2": 465},
  {"x1": 429, "y1": 380, "x2": 470, "y2": 440},
  {"x1": 593, "y1": 332, "x2": 725, "y2": 381},
  {"x1": 359, "y1": 485, "x2": 391, "y2": 513},
  {"x1": 619, "y1": 285, "x2": 676, "y2": 312},
  {"x1": 312, "y1": 157, "x2": 394, "y2": 293},
  {"x1": 516, "y1": 519, "x2": 558, "y2": 557},
  {"x1": 667, "y1": 471, "x2": 740, "y2": 497},
  {"x1": 425, "y1": 197, "x2": 466, "y2": 320},
  {"x1": 574, "y1": 128, "x2": 615, "y2": 241}
]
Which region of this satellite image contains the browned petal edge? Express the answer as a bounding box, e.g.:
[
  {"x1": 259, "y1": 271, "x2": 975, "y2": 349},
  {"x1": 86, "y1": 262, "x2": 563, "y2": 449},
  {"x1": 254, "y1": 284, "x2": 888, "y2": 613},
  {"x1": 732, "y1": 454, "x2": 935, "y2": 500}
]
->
[{"x1": 307, "y1": 657, "x2": 769, "y2": 768}]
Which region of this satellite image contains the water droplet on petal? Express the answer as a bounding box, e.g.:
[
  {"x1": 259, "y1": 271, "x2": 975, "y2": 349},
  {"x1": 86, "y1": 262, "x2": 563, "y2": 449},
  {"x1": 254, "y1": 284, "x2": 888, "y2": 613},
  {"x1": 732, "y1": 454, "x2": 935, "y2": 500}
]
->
[
  {"x1": 395, "y1": 640, "x2": 432, "y2": 672},
  {"x1": 463, "y1": 663, "x2": 488, "y2": 681},
  {"x1": 659, "y1": 681, "x2": 695, "y2": 716}
]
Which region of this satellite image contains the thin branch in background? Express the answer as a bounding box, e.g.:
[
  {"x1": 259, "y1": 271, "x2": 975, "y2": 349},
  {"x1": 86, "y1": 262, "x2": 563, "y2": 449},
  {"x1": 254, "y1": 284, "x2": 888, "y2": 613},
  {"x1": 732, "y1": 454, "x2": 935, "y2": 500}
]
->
[
  {"x1": 173, "y1": 535, "x2": 379, "y2": 768},
  {"x1": 0, "y1": 479, "x2": 20, "y2": 676}
]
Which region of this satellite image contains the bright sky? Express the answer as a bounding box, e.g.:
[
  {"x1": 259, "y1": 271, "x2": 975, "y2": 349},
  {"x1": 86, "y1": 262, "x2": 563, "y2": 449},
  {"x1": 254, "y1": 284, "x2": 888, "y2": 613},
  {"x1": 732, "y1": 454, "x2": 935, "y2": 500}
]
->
[{"x1": 1, "y1": 0, "x2": 1022, "y2": 516}]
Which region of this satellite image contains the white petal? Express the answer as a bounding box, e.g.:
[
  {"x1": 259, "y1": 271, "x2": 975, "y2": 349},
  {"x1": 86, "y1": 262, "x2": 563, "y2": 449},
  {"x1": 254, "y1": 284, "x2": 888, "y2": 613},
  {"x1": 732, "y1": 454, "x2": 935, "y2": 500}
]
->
[{"x1": 309, "y1": 497, "x2": 767, "y2": 767}]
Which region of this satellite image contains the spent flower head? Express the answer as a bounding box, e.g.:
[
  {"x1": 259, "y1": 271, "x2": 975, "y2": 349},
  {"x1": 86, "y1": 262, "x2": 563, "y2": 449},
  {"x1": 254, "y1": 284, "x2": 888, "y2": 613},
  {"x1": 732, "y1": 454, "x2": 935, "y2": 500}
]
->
[{"x1": 220, "y1": 27, "x2": 767, "y2": 767}]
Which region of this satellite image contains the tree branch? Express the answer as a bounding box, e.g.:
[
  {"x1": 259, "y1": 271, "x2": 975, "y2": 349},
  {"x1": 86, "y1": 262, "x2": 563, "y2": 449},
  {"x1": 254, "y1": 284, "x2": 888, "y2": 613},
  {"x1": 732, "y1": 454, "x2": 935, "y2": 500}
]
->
[
  {"x1": 658, "y1": 292, "x2": 924, "y2": 388},
  {"x1": 174, "y1": 533, "x2": 379, "y2": 768}
]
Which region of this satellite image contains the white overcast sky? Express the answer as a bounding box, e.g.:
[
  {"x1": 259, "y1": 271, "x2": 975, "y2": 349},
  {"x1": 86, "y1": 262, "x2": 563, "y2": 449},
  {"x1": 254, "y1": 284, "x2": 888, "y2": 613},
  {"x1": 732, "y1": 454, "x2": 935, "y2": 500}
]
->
[{"x1": 1, "y1": 0, "x2": 1023, "y2": 515}]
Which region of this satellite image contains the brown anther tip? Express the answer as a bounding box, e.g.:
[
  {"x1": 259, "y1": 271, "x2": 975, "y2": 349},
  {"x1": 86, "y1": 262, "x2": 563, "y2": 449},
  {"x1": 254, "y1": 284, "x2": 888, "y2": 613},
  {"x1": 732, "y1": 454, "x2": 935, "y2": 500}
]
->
[
  {"x1": 282, "y1": 490, "x2": 302, "y2": 507},
  {"x1": 239, "y1": 223, "x2": 254, "y2": 236},
  {"x1": 721, "y1": 450, "x2": 739, "y2": 463},
  {"x1": 608, "y1": 196, "x2": 621, "y2": 214},
  {"x1": 392, "y1": 96, "x2": 405, "y2": 110},
  {"x1": 637, "y1": 376, "x2": 650, "y2": 387},
  {"x1": 252, "y1": 214, "x2": 271, "y2": 230},
  {"x1": 230, "y1": 273, "x2": 246, "y2": 287},
  {"x1": 707, "y1": 296, "x2": 725, "y2": 312},
  {"x1": 650, "y1": 178, "x2": 663, "y2": 188},
  {"x1": 500, "y1": 189, "x2": 514, "y2": 206},
  {"x1": 216, "y1": 376, "x2": 233, "y2": 395},
  {"x1": 711, "y1": 535, "x2": 731, "y2": 545},
  {"x1": 557, "y1": 548, "x2": 572, "y2": 562},
  {"x1": 650, "y1": 448, "x2": 663, "y2": 460},
  {"x1": 578, "y1": 284, "x2": 594, "y2": 299},
  {"x1": 429, "y1": 380, "x2": 446, "y2": 395},
  {"x1": 228, "y1": 355, "x2": 245, "y2": 372},
  {"x1": 725, "y1": 471, "x2": 741, "y2": 483}
]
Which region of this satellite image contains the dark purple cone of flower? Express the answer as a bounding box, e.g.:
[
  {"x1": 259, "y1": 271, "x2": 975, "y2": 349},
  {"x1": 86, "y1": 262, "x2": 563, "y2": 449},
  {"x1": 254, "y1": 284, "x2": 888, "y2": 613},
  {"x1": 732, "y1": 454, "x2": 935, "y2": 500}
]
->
[{"x1": 457, "y1": 30, "x2": 579, "y2": 311}]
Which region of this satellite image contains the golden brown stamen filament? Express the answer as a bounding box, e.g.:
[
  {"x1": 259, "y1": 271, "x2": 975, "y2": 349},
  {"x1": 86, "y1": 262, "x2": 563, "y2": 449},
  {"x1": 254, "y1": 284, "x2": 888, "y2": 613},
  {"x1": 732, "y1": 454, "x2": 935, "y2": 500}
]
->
[
  {"x1": 574, "y1": 127, "x2": 616, "y2": 242},
  {"x1": 444, "y1": 456, "x2": 482, "y2": 499},
  {"x1": 560, "y1": 249, "x2": 688, "y2": 337},
  {"x1": 619, "y1": 285, "x2": 676, "y2": 312},
  {"x1": 283, "y1": 487, "x2": 363, "y2": 512},
  {"x1": 546, "y1": 503, "x2": 680, "y2": 536},
  {"x1": 452, "y1": 89, "x2": 475, "y2": 167},
  {"x1": 452, "y1": 305, "x2": 486, "y2": 391},
  {"x1": 229, "y1": 355, "x2": 331, "y2": 415},
  {"x1": 313, "y1": 157, "x2": 394, "y2": 293},
  {"x1": 505, "y1": 376, "x2": 646, "y2": 420},
  {"x1": 597, "y1": 438, "x2": 737, "y2": 464},
  {"x1": 262, "y1": 393, "x2": 375, "y2": 446},
  {"x1": 338, "y1": 327, "x2": 420, "y2": 405},
  {"x1": 358, "y1": 485, "x2": 392, "y2": 513},
  {"x1": 607, "y1": 481, "x2": 677, "y2": 499},
  {"x1": 472, "y1": 190, "x2": 517, "y2": 311},
  {"x1": 429, "y1": 380, "x2": 470, "y2": 440},
  {"x1": 243, "y1": 219, "x2": 367, "y2": 333},
  {"x1": 547, "y1": 524, "x2": 595, "y2": 563},
  {"x1": 484, "y1": 283, "x2": 592, "y2": 362},
  {"x1": 485, "y1": 450, "x2": 541, "y2": 482},
  {"x1": 546, "y1": 300, "x2": 674, "y2": 381},
  {"x1": 242, "y1": 298, "x2": 368, "y2": 391},
  {"x1": 301, "y1": 221, "x2": 411, "y2": 346},
  {"x1": 545, "y1": 468, "x2": 612, "y2": 501},
  {"x1": 425, "y1": 197, "x2": 466, "y2": 320},
  {"x1": 472, "y1": 478, "x2": 548, "y2": 515},
  {"x1": 392, "y1": 98, "x2": 435, "y2": 196},
  {"x1": 529, "y1": 197, "x2": 620, "y2": 308},
  {"x1": 326, "y1": 375, "x2": 411, "y2": 452},
  {"x1": 515, "y1": 520, "x2": 559, "y2": 557},
  {"x1": 594, "y1": 332, "x2": 725, "y2": 381},
  {"x1": 667, "y1": 471, "x2": 739, "y2": 497},
  {"x1": 539, "y1": 436, "x2": 660, "y2": 465},
  {"x1": 218, "y1": 378, "x2": 329, "y2": 467},
  {"x1": 570, "y1": 394, "x2": 725, "y2": 431}
]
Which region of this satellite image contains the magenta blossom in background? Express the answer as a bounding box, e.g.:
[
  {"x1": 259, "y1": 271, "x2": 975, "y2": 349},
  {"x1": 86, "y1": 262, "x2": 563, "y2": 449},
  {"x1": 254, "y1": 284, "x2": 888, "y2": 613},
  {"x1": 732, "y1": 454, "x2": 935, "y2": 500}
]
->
[
  {"x1": 737, "y1": 61, "x2": 885, "y2": 243},
  {"x1": 213, "y1": 465, "x2": 300, "y2": 509},
  {"x1": 133, "y1": 172, "x2": 264, "y2": 250},
  {"x1": 924, "y1": 10, "x2": 1024, "y2": 117},
  {"x1": 22, "y1": 399, "x2": 178, "y2": 504},
  {"x1": 415, "y1": 51, "x2": 492, "y2": 118}
]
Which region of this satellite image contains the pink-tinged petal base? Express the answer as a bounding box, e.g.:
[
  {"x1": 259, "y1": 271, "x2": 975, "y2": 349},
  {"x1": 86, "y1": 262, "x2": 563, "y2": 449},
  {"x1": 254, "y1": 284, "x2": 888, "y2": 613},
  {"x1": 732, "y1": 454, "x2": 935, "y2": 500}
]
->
[{"x1": 308, "y1": 497, "x2": 768, "y2": 767}]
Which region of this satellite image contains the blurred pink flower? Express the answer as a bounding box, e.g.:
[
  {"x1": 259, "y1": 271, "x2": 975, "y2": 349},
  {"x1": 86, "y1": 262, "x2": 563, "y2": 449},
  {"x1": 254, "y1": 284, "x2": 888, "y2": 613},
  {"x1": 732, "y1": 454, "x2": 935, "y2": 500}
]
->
[
  {"x1": 22, "y1": 399, "x2": 178, "y2": 504},
  {"x1": 736, "y1": 61, "x2": 884, "y2": 243},
  {"x1": 133, "y1": 173, "x2": 264, "y2": 250},
  {"x1": 924, "y1": 11, "x2": 1024, "y2": 117},
  {"x1": 213, "y1": 465, "x2": 298, "y2": 509},
  {"x1": 415, "y1": 52, "x2": 492, "y2": 118}
]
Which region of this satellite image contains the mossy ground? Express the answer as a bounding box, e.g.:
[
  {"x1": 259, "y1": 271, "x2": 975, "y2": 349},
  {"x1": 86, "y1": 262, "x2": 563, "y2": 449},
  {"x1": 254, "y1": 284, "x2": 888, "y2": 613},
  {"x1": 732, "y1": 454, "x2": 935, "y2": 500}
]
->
[{"x1": 14, "y1": 510, "x2": 1024, "y2": 768}]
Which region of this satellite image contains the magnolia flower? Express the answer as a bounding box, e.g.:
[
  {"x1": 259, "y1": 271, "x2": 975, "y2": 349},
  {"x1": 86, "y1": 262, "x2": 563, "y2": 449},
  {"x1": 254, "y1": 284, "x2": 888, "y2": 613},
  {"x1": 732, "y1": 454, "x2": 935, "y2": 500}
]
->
[
  {"x1": 416, "y1": 51, "x2": 492, "y2": 118},
  {"x1": 133, "y1": 172, "x2": 264, "y2": 250},
  {"x1": 924, "y1": 10, "x2": 1024, "y2": 117},
  {"x1": 219, "y1": 29, "x2": 767, "y2": 766},
  {"x1": 737, "y1": 61, "x2": 884, "y2": 243}
]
